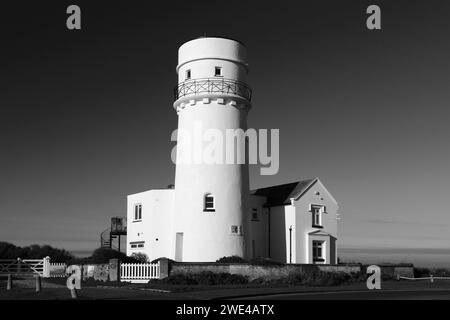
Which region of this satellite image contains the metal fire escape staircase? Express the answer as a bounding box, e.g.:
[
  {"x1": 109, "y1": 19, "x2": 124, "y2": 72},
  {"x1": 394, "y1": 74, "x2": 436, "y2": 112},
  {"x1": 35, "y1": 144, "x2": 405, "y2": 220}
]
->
[
  {"x1": 100, "y1": 217, "x2": 127, "y2": 251},
  {"x1": 100, "y1": 228, "x2": 117, "y2": 249}
]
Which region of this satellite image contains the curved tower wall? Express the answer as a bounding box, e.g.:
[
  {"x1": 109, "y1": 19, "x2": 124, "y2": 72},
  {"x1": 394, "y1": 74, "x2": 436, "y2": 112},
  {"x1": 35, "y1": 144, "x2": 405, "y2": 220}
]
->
[{"x1": 172, "y1": 37, "x2": 251, "y2": 262}]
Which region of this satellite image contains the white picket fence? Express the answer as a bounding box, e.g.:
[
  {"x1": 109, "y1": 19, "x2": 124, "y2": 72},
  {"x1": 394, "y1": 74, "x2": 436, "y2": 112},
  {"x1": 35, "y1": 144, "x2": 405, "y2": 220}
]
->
[
  {"x1": 1, "y1": 257, "x2": 161, "y2": 282},
  {"x1": 48, "y1": 262, "x2": 68, "y2": 277},
  {"x1": 120, "y1": 262, "x2": 160, "y2": 283}
]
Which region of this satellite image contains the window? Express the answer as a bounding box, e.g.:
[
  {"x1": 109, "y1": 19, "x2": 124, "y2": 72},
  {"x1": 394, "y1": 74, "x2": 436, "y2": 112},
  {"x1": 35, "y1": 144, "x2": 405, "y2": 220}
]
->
[
  {"x1": 251, "y1": 208, "x2": 258, "y2": 221},
  {"x1": 134, "y1": 204, "x2": 142, "y2": 221},
  {"x1": 130, "y1": 241, "x2": 144, "y2": 249},
  {"x1": 186, "y1": 69, "x2": 191, "y2": 80},
  {"x1": 230, "y1": 225, "x2": 243, "y2": 235},
  {"x1": 214, "y1": 66, "x2": 222, "y2": 76},
  {"x1": 311, "y1": 205, "x2": 322, "y2": 227},
  {"x1": 204, "y1": 194, "x2": 215, "y2": 212},
  {"x1": 312, "y1": 241, "x2": 324, "y2": 262}
]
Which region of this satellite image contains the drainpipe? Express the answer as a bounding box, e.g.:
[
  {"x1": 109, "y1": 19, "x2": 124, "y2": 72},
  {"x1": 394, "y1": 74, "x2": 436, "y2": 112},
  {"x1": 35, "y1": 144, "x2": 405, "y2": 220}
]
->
[
  {"x1": 268, "y1": 207, "x2": 271, "y2": 258},
  {"x1": 289, "y1": 198, "x2": 295, "y2": 264},
  {"x1": 289, "y1": 225, "x2": 292, "y2": 264}
]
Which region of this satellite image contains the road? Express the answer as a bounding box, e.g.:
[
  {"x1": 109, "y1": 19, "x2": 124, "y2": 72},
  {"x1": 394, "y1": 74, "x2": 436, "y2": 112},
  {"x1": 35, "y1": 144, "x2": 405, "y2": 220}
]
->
[
  {"x1": 2, "y1": 279, "x2": 450, "y2": 300},
  {"x1": 236, "y1": 288, "x2": 450, "y2": 300}
]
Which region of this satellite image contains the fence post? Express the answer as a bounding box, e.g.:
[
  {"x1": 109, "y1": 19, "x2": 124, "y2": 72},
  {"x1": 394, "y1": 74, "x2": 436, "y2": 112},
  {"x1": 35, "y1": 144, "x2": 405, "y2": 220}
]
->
[
  {"x1": 35, "y1": 275, "x2": 42, "y2": 292},
  {"x1": 17, "y1": 258, "x2": 21, "y2": 275},
  {"x1": 43, "y1": 256, "x2": 51, "y2": 278},
  {"x1": 7, "y1": 274, "x2": 12, "y2": 290},
  {"x1": 158, "y1": 258, "x2": 169, "y2": 279},
  {"x1": 109, "y1": 259, "x2": 120, "y2": 282}
]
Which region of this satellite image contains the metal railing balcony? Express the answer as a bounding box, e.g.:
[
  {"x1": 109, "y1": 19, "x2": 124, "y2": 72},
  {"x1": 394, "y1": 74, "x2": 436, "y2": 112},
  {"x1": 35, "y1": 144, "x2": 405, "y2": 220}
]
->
[{"x1": 174, "y1": 77, "x2": 252, "y2": 102}]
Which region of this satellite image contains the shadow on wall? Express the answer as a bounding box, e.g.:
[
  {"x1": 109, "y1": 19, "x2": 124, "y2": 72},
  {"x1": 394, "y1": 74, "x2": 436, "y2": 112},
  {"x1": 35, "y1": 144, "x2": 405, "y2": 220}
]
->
[{"x1": 269, "y1": 210, "x2": 286, "y2": 262}]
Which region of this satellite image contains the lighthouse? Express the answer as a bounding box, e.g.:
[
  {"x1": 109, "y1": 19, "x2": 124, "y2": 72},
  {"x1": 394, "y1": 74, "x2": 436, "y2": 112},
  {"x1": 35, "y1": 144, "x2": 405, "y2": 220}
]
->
[
  {"x1": 126, "y1": 37, "x2": 339, "y2": 266},
  {"x1": 172, "y1": 37, "x2": 252, "y2": 262}
]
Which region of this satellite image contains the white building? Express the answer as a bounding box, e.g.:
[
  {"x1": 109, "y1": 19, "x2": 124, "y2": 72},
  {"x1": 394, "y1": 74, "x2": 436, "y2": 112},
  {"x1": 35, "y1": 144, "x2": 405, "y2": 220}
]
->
[{"x1": 127, "y1": 37, "x2": 339, "y2": 264}]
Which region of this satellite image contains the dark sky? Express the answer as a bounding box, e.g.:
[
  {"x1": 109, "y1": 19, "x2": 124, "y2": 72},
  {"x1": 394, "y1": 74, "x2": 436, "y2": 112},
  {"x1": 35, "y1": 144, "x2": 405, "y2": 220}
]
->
[{"x1": 1, "y1": 1, "x2": 449, "y2": 261}]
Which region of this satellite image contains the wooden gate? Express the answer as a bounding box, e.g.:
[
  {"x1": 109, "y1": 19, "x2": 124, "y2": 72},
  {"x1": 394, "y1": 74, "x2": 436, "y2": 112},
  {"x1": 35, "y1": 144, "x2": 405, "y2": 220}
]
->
[{"x1": 0, "y1": 258, "x2": 47, "y2": 277}]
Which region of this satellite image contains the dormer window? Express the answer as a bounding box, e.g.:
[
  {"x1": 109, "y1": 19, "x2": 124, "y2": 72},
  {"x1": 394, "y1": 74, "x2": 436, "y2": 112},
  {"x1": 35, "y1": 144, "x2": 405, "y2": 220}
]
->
[
  {"x1": 214, "y1": 66, "x2": 222, "y2": 77},
  {"x1": 186, "y1": 69, "x2": 191, "y2": 80},
  {"x1": 204, "y1": 193, "x2": 215, "y2": 212}
]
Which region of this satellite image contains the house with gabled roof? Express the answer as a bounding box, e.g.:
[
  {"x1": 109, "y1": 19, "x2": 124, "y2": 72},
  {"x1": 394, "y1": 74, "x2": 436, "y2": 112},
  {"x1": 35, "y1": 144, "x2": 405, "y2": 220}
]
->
[{"x1": 247, "y1": 177, "x2": 339, "y2": 264}]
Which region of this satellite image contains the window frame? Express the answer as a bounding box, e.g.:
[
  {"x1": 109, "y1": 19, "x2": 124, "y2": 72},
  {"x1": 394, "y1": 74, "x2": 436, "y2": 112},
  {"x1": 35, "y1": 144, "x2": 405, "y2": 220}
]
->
[
  {"x1": 311, "y1": 205, "x2": 323, "y2": 228},
  {"x1": 312, "y1": 240, "x2": 324, "y2": 262},
  {"x1": 203, "y1": 193, "x2": 215, "y2": 212},
  {"x1": 130, "y1": 241, "x2": 145, "y2": 249},
  {"x1": 251, "y1": 208, "x2": 259, "y2": 221},
  {"x1": 214, "y1": 66, "x2": 223, "y2": 77},
  {"x1": 230, "y1": 225, "x2": 243, "y2": 235},
  {"x1": 134, "y1": 204, "x2": 142, "y2": 222}
]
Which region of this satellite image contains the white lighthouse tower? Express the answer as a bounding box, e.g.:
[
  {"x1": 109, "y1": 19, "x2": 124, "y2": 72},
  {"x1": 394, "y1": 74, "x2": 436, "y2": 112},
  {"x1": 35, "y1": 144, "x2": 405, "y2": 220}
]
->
[
  {"x1": 172, "y1": 37, "x2": 252, "y2": 262},
  {"x1": 126, "y1": 37, "x2": 340, "y2": 265}
]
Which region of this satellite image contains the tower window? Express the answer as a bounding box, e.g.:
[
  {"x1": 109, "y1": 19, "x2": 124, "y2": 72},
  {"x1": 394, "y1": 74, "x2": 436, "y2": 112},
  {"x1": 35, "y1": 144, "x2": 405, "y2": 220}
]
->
[
  {"x1": 204, "y1": 194, "x2": 215, "y2": 212},
  {"x1": 186, "y1": 69, "x2": 191, "y2": 80},
  {"x1": 214, "y1": 66, "x2": 222, "y2": 77},
  {"x1": 230, "y1": 225, "x2": 243, "y2": 235},
  {"x1": 134, "y1": 204, "x2": 142, "y2": 221}
]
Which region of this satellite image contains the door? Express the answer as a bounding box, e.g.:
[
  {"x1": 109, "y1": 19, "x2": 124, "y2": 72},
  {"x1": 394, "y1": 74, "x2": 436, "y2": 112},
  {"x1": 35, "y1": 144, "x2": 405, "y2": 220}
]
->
[{"x1": 175, "y1": 232, "x2": 184, "y2": 262}]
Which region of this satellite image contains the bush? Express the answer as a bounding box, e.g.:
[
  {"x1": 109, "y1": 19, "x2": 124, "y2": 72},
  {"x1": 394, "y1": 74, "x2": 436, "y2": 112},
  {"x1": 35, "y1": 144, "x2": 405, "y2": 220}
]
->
[
  {"x1": 131, "y1": 253, "x2": 149, "y2": 263},
  {"x1": 67, "y1": 248, "x2": 138, "y2": 265},
  {"x1": 284, "y1": 273, "x2": 303, "y2": 285},
  {"x1": 253, "y1": 268, "x2": 360, "y2": 287},
  {"x1": 90, "y1": 248, "x2": 127, "y2": 263},
  {"x1": 381, "y1": 272, "x2": 395, "y2": 281},
  {"x1": 164, "y1": 269, "x2": 361, "y2": 287},
  {"x1": 414, "y1": 267, "x2": 431, "y2": 278},
  {"x1": 163, "y1": 272, "x2": 249, "y2": 285},
  {"x1": 414, "y1": 267, "x2": 450, "y2": 278},
  {"x1": 196, "y1": 272, "x2": 248, "y2": 285},
  {"x1": 0, "y1": 242, "x2": 74, "y2": 263},
  {"x1": 432, "y1": 268, "x2": 450, "y2": 277},
  {"x1": 216, "y1": 256, "x2": 247, "y2": 263},
  {"x1": 249, "y1": 257, "x2": 284, "y2": 266},
  {"x1": 349, "y1": 271, "x2": 366, "y2": 282},
  {"x1": 151, "y1": 257, "x2": 174, "y2": 264},
  {"x1": 311, "y1": 271, "x2": 352, "y2": 286},
  {"x1": 163, "y1": 274, "x2": 198, "y2": 285},
  {"x1": 299, "y1": 266, "x2": 321, "y2": 283}
]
